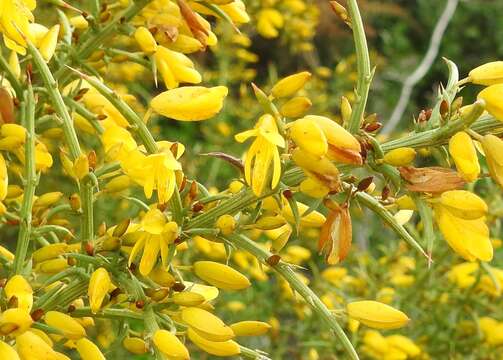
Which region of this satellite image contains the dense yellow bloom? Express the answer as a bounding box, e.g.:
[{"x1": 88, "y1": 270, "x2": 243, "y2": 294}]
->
[
  {"x1": 235, "y1": 114, "x2": 285, "y2": 196},
  {"x1": 469, "y1": 61, "x2": 503, "y2": 85},
  {"x1": 193, "y1": 261, "x2": 251, "y2": 290},
  {"x1": 347, "y1": 301, "x2": 410, "y2": 330},
  {"x1": 88, "y1": 268, "x2": 111, "y2": 314},
  {"x1": 153, "y1": 330, "x2": 189, "y2": 359},
  {"x1": 480, "y1": 134, "x2": 503, "y2": 188},
  {"x1": 478, "y1": 84, "x2": 503, "y2": 121},
  {"x1": 151, "y1": 86, "x2": 228, "y2": 121},
  {"x1": 128, "y1": 209, "x2": 178, "y2": 276},
  {"x1": 448, "y1": 131, "x2": 480, "y2": 181},
  {"x1": 257, "y1": 9, "x2": 284, "y2": 38}
]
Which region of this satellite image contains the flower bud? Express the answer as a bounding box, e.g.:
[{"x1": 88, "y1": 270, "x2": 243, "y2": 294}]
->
[
  {"x1": 69, "y1": 15, "x2": 89, "y2": 29},
  {"x1": 280, "y1": 96, "x2": 312, "y2": 117},
  {"x1": 347, "y1": 300, "x2": 410, "y2": 330},
  {"x1": 230, "y1": 321, "x2": 271, "y2": 336},
  {"x1": 37, "y1": 258, "x2": 69, "y2": 274},
  {"x1": 383, "y1": 147, "x2": 416, "y2": 167},
  {"x1": 216, "y1": 214, "x2": 236, "y2": 235},
  {"x1": 181, "y1": 306, "x2": 235, "y2": 341},
  {"x1": 469, "y1": 61, "x2": 503, "y2": 85},
  {"x1": 73, "y1": 153, "x2": 89, "y2": 180},
  {"x1": 44, "y1": 311, "x2": 86, "y2": 340},
  {"x1": 76, "y1": 338, "x2": 105, "y2": 360},
  {"x1": 187, "y1": 327, "x2": 240, "y2": 356},
  {"x1": 134, "y1": 27, "x2": 157, "y2": 54},
  {"x1": 88, "y1": 267, "x2": 111, "y2": 314},
  {"x1": 193, "y1": 261, "x2": 250, "y2": 290},
  {"x1": 448, "y1": 131, "x2": 480, "y2": 182},
  {"x1": 33, "y1": 192, "x2": 63, "y2": 208},
  {"x1": 122, "y1": 337, "x2": 148, "y2": 354},
  {"x1": 282, "y1": 200, "x2": 326, "y2": 228},
  {"x1": 172, "y1": 291, "x2": 206, "y2": 306},
  {"x1": 153, "y1": 330, "x2": 189, "y2": 359},
  {"x1": 271, "y1": 71, "x2": 311, "y2": 98},
  {"x1": 32, "y1": 243, "x2": 68, "y2": 263}
]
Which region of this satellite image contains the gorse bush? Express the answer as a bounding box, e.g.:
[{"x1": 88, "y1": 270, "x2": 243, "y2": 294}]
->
[{"x1": 0, "y1": 0, "x2": 502, "y2": 359}]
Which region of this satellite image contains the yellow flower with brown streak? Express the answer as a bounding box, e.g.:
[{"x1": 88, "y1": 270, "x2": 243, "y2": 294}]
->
[
  {"x1": 480, "y1": 134, "x2": 503, "y2": 188},
  {"x1": 288, "y1": 115, "x2": 362, "y2": 165},
  {"x1": 319, "y1": 200, "x2": 352, "y2": 265},
  {"x1": 235, "y1": 114, "x2": 285, "y2": 196},
  {"x1": 128, "y1": 208, "x2": 179, "y2": 276},
  {"x1": 448, "y1": 131, "x2": 480, "y2": 182}
]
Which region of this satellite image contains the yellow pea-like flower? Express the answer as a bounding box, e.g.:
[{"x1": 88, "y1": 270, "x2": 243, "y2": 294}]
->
[
  {"x1": 478, "y1": 84, "x2": 503, "y2": 121},
  {"x1": 88, "y1": 267, "x2": 111, "y2": 314},
  {"x1": 215, "y1": 214, "x2": 236, "y2": 235},
  {"x1": 280, "y1": 96, "x2": 312, "y2": 118},
  {"x1": 104, "y1": 175, "x2": 131, "y2": 193},
  {"x1": 281, "y1": 200, "x2": 326, "y2": 228},
  {"x1": 32, "y1": 243, "x2": 68, "y2": 263},
  {"x1": 122, "y1": 337, "x2": 148, "y2": 354},
  {"x1": 37, "y1": 258, "x2": 69, "y2": 274},
  {"x1": 33, "y1": 192, "x2": 63, "y2": 208},
  {"x1": 435, "y1": 205, "x2": 493, "y2": 262},
  {"x1": 172, "y1": 292, "x2": 206, "y2": 306},
  {"x1": 73, "y1": 153, "x2": 89, "y2": 180},
  {"x1": 44, "y1": 311, "x2": 86, "y2": 340},
  {"x1": 16, "y1": 331, "x2": 60, "y2": 360},
  {"x1": 289, "y1": 116, "x2": 328, "y2": 157},
  {"x1": 271, "y1": 71, "x2": 311, "y2": 98},
  {"x1": 220, "y1": 0, "x2": 250, "y2": 24},
  {"x1": 0, "y1": 308, "x2": 33, "y2": 336},
  {"x1": 383, "y1": 147, "x2": 416, "y2": 167},
  {"x1": 39, "y1": 25, "x2": 60, "y2": 62},
  {"x1": 187, "y1": 328, "x2": 241, "y2": 357},
  {"x1": 69, "y1": 15, "x2": 89, "y2": 29},
  {"x1": 150, "y1": 86, "x2": 228, "y2": 121},
  {"x1": 153, "y1": 330, "x2": 189, "y2": 359},
  {"x1": 230, "y1": 321, "x2": 271, "y2": 336},
  {"x1": 8, "y1": 51, "x2": 21, "y2": 80},
  {"x1": 0, "y1": 339, "x2": 19, "y2": 360},
  {"x1": 439, "y1": 190, "x2": 487, "y2": 220},
  {"x1": 193, "y1": 261, "x2": 251, "y2": 290},
  {"x1": 181, "y1": 307, "x2": 235, "y2": 341},
  {"x1": 480, "y1": 134, "x2": 503, "y2": 188},
  {"x1": 448, "y1": 131, "x2": 480, "y2": 182},
  {"x1": 469, "y1": 61, "x2": 503, "y2": 85},
  {"x1": 346, "y1": 300, "x2": 410, "y2": 330},
  {"x1": 1, "y1": 123, "x2": 26, "y2": 141},
  {"x1": 148, "y1": 266, "x2": 176, "y2": 287},
  {"x1": 5, "y1": 275, "x2": 33, "y2": 311},
  {"x1": 0, "y1": 153, "x2": 8, "y2": 201},
  {"x1": 134, "y1": 26, "x2": 157, "y2": 54},
  {"x1": 386, "y1": 335, "x2": 421, "y2": 356},
  {"x1": 76, "y1": 338, "x2": 105, "y2": 360},
  {"x1": 154, "y1": 46, "x2": 202, "y2": 89}
]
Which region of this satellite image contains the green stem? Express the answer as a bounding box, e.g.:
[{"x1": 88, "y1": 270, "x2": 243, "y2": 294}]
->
[
  {"x1": 346, "y1": 0, "x2": 372, "y2": 133},
  {"x1": 144, "y1": 305, "x2": 164, "y2": 360},
  {"x1": 239, "y1": 346, "x2": 272, "y2": 360},
  {"x1": 415, "y1": 197, "x2": 435, "y2": 264},
  {"x1": 226, "y1": 233, "x2": 359, "y2": 360},
  {"x1": 12, "y1": 87, "x2": 36, "y2": 275}
]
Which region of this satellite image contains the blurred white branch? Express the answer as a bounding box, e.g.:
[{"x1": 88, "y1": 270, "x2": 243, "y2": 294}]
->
[{"x1": 383, "y1": 0, "x2": 459, "y2": 134}]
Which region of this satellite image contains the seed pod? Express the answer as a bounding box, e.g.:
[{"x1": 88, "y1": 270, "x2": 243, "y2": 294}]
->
[
  {"x1": 230, "y1": 321, "x2": 272, "y2": 336},
  {"x1": 193, "y1": 261, "x2": 251, "y2": 290},
  {"x1": 347, "y1": 300, "x2": 410, "y2": 329},
  {"x1": 181, "y1": 307, "x2": 234, "y2": 342},
  {"x1": 187, "y1": 327, "x2": 240, "y2": 356}
]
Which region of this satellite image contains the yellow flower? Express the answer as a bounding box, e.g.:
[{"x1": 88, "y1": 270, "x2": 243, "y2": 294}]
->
[
  {"x1": 128, "y1": 209, "x2": 178, "y2": 276},
  {"x1": 280, "y1": 96, "x2": 312, "y2": 118},
  {"x1": 153, "y1": 330, "x2": 189, "y2": 359},
  {"x1": 448, "y1": 131, "x2": 480, "y2": 181},
  {"x1": 215, "y1": 214, "x2": 236, "y2": 235},
  {"x1": 447, "y1": 262, "x2": 479, "y2": 288},
  {"x1": 16, "y1": 331, "x2": 66, "y2": 360},
  {"x1": 122, "y1": 337, "x2": 148, "y2": 355},
  {"x1": 0, "y1": 0, "x2": 36, "y2": 54},
  {"x1": 230, "y1": 321, "x2": 271, "y2": 336},
  {"x1": 480, "y1": 134, "x2": 503, "y2": 187},
  {"x1": 257, "y1": 9, "x2": 284, "y2": 38},
  {"x1": 151, "y1": 86, "x2": 228, "y2": 121},
  {"x1": 39, "y1": 24, "x2": 59, "y2": 62},
  {"x1": 44, "y1": 311, "x2": 86, "y2": 340},
  {"x1": 181, "y1": 307, "x2": 234, "y2": 342},
  {"x1": 438, "y1": 190, "x2": 487, "y2": 220},
  {"x1": 346, "y1": 300, "x2": 410, "y2": 330},
  {"x1": 88, "y1": 267, "x2": 111, "y2": 314},
  {"x1": 154, "y1": 46, "x2": 201, "y2": 89},
  {"x1": 386, "y1": 335, "x2": 421, "y2": 357},
  {"x1": 434, "y1": 205, "x2": 492, "y2": 262},
  {"x1": 76, "y1": 338, "x2": 105, "y2": 360},
  {"x1": 188, "y1": 327, "x2": 241, "y2": 357},
  {"x1": 383, "y1": 147, "x2": 416, "y2": 166},
  {"x1": 0, "y1": 339, "x2": 19, "y2": 360},
  {"x1": 478, "y1": 84, "x2": 503, "y2": 121},
  {"x1": 193, "y1": 261, "x2": 251, "y2": 290},
  {"x1": 469, "y1": 61, "x2": 503, "y2": 85},
  {"x1": 0, "y1": 308, "x2": 33, "y2": 336},
  {"x1": 134, "y1": 26, "x2": 157, "y2": 54},
  {"x1": 271, "y1": 71, "x2": 311, "y2": 98},
  {"x1": 235, "y1": 114, "x2": 285, "y2": 196},
  {"x1": 5, "y1": 275, "x2": 33, "y2": 312},
  {"x1": 288, "y1": 115, "x2": 362, "y2": 165}
]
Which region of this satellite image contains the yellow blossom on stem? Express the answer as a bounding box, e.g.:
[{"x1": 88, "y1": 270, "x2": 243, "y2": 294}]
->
[
  {"x1": 468, "y1": 61, "x2": 503, "y2": 85},
  {"x1": 480, "y1": 134, "x2": 503, "y2": 188},
  {"x1": 153, "y1": 330, "x2": 189, "y2": 359},
  {"x1": 235, "y1": 114, "x2": 285, "y2": 196},
  {"x1": 88, "y1": 267, "x2": 111, "y2": 314},
  {"x1": 448, "y1": 131, "x2": 480, "y2": 182},
  {"x1": 5, "y1": 275, "x2": 33, "y2": 311},
  {"x1": 347, "y1": 300, "x2": 410, "y2": 330}
]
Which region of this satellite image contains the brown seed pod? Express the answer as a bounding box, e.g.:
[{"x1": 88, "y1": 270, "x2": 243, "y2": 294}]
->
[
  {"x1": 31, "y1": 309, "x2": 45, "y2": 322},
  {"x1": 266, "y1": 254, "x2": 281, "y2": 266}
]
